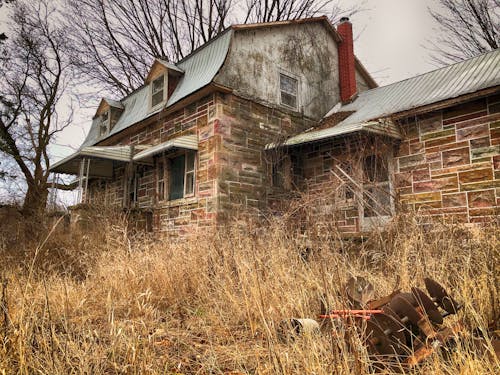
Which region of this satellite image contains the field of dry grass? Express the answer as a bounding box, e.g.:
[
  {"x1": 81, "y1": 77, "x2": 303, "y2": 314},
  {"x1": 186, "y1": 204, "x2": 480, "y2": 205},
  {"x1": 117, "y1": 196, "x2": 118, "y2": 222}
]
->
[{"x1": 0, "y1": 207, "x2": 498, "y2": 374}]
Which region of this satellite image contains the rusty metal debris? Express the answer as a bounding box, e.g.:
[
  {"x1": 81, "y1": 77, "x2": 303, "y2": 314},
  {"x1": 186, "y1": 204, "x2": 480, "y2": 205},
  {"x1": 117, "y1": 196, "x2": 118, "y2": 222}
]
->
[{"x1": 278, "y1": 276, "x2": 500, "y2": 371}]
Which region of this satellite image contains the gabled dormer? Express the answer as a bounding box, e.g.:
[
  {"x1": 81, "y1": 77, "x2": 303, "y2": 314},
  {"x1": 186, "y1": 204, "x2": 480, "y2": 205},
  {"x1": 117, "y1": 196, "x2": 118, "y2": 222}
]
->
[
  {"x1": 145, "y1": 59, "x2": 184, "y2": 110},
  {"x1": 94, "y1": 98, "x2": 124, "y2": 137}
]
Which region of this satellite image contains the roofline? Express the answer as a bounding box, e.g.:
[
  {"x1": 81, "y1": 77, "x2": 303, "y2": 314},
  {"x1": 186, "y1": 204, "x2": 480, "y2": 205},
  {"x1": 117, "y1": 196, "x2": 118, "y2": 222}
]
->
[
  {"x1": 176, "y1": 27, "x2": 234, "y2": 64},
  {"x1": 370, "y1": 49, "x2": 500, "y2": 94},
  {"x1": 391, "y1": 85, "x2": 500, "y2": 120},
  {"x1": 231, "y1": 16, "x2": 377, "y2": 88},
  {"x1": 231, "y1": 16, "x2": 342, "y2": 41},
  {"x1": 97, "y1": 83, "x2": 233, "y2": 146},
  {"x1": 355, "y1": 57, "x2": 378, "y2": 89}
]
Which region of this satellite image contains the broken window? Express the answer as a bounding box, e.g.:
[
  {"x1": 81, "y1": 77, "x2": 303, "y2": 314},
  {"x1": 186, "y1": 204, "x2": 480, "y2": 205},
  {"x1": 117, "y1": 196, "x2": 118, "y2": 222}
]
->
[
  {"x1": 151, "y1": 75, "x2": 165, "y2": 107},
  {"x1": 279, "y1": 73, "x2": 298, "y2": 109}
]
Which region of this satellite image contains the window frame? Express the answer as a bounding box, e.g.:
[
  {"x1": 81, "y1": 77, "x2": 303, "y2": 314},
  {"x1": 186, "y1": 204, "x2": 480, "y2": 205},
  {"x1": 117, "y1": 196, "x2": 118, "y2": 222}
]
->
[
  {"x1": 278, "y1": 71, "x2": 299, "y2": 110},
  {"x1": 151, "y1": 74, "x2": 166, "y2": 109},
  {"x1": 156, "y1": 150, "x2": 196, "y2": 203},
  {"x1": 99, "y1": 110, "x2": 110, "y2": 136}
]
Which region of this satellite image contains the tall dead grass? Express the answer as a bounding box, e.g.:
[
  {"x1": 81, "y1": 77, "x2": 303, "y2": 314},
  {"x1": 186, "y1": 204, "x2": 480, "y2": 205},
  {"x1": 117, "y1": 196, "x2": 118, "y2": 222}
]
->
[{"x1": 0, "y1": 208, "x2": 498, "y2": 374}]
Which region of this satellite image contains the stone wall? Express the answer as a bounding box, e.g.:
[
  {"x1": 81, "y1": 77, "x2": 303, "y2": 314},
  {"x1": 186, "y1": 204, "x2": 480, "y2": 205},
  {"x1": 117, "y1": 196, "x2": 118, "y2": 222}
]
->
[
  {"x1": 214, "y1": 93, "x2": 316, "y2": 221},
  {"x1": 86, "y1": 92, "x2": 317, "y2": 236},
  {"x1": 267, "y1": 135, "x2": 395, "y2": 234},
  {"x1": 87, "y1": 94, "x2": 219, "y2": 237},
  {"x1": 394, "y1": 94, "x2": 500, "y2": 224},
  {"x1": 267, "y1": 93, "x2": 500, "y2": 234}
]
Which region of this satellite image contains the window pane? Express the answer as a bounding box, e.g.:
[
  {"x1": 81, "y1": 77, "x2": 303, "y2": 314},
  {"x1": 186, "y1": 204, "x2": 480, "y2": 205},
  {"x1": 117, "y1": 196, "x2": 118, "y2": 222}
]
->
[
  {"x1": 281, "y1": 92, "x2": 297, "y2": 108},
  {"x1": 152, "y1": 76, "x2": 164, "y2": 94},
  {"x1": 280, "y1": 74, "x2": 297, "y2": 94},
  {"x1": 169, "y1": 154, "x2": 185, "y2": 200},
  {"x1": 186, "y1": 152, "x2": 195, "y2": 172},
  {"x1": 152, "y1": 90, "x2": 163, "y2": 107},
  {"x1": 157, "y1": 161, "x2": 164, "y2": 201},
  {"x1": 363, "y1": 155, "x2": 388, "y2": 183},
  {"x1": 185, "y1": 171, "x2": 194, "y2": 195}
]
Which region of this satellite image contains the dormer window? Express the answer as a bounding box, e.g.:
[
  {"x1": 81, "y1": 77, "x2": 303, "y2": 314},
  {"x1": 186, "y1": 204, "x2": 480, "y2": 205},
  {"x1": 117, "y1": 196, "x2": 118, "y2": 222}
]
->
[
  {"x1": 151, "y1": 75, "x2": 165, "y2": 107},
  {"x1": 99, "y1": 110, "x2": 110, "y2": 136}
]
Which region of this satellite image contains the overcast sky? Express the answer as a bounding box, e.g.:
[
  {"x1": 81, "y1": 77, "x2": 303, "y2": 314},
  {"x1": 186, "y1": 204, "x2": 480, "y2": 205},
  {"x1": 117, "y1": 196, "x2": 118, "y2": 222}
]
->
[{"x1": 0, "y1": 0, "x2": 444, "y2": 202}]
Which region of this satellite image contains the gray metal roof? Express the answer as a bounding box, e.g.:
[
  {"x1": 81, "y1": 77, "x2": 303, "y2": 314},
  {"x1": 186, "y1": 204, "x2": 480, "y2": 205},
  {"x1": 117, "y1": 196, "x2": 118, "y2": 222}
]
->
[
  {"x1": 326, "y1": 49, "x2": 500, "y2": 125},
  {"x1": 50, "y1": 145, "x2": 137, "y2": 177},
  {"x1": 133, "y1": 134, "x2": 198, "y2": 162},
  {"x1": 284, "y1": 49, "x2": 500, "y2": 147},
  {"x1": 80, "y1": 29, "x2": 233, "y2": 148},
  {"x1": 272, "y1": 119, "x2": 402, "y2": 148},
  {"x1": 156, "y1": 59, "x2": 185, "y2": 74},
  {"x1": 103, "y1": 98, "x2": 124, "y2": 109}
]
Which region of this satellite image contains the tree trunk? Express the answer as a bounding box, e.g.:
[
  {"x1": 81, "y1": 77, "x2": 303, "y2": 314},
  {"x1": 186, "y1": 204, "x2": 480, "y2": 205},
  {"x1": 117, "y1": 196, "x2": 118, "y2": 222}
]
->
[{"x1": 22, "y1": 182, "x2": 48, "y2": 218}]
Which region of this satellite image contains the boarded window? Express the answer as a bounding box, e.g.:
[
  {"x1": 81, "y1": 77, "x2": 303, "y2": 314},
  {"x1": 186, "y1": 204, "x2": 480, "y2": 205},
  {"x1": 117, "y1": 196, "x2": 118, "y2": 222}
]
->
[
  {"x1": 280, "y1": 73, "x2": 298, "y2": 109},
  {"x1": 151, "y1": 75, "x2": 164, "y2": 107}
]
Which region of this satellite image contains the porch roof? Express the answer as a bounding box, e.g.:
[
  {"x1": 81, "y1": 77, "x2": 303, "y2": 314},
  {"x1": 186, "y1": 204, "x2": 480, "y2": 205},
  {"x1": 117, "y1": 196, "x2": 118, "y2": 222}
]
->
[
  {"x1": 49, "y1": 145, "x2": 140, "y2": 178},
  {"x1": 132, "y1": 134, "x2": 198, "y2": 162},
  {"x1": 267, "y1": 119, "x2": 402, "y2": 148}
]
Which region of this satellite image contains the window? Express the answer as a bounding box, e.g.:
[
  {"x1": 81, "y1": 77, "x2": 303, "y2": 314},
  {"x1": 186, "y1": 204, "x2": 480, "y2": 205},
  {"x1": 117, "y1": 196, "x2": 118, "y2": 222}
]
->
[
  {"x1": 156, "y1": 151, "x2": 196, "y2": 202},
  {"x1": 151, "y1": 75, "x2": 165, "y2": 107},
  {"x1": 99, "y1": 110, "x2": 109, "y2": 136},
  {"x1": 279, "y1": 73, "x2": 298, "y2": 109},
  {"x1": 157, "y1": 160, "x2": 165, "y2": 201},
  {"x1": 362, "y1": 155, "x2": 391, "y2": 218}
]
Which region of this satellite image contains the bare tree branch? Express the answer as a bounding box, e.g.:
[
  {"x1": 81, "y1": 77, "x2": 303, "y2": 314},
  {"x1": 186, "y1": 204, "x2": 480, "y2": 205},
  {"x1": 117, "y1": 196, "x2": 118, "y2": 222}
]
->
[
  {"x1": 64, "y1": 0, "x2": 358, "y2": 96},
  {"x1": 428, "y1": 0, "x2": 499, "y2": 65},
  {"x1": 0, "y1": 0, "x2": 71, "y2": 216}
]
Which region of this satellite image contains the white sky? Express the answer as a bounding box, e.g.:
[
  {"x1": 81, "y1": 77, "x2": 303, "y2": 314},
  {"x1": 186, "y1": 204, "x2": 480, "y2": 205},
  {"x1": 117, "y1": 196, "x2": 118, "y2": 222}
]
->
[{"x1": 0, "y1": 0, "x2": 443, "y2": 203}]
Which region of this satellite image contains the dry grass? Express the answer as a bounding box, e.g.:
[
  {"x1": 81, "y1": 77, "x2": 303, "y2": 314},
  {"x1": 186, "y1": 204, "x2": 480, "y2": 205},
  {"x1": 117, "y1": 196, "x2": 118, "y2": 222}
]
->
[{"x1": 0, "y1": 208, "x2": 498, "y2": 374}]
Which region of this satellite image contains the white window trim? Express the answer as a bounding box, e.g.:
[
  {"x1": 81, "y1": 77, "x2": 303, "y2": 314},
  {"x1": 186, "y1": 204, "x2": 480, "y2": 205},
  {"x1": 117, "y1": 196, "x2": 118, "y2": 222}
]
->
[
  {"x1": 183, "y1": 152, "x2": 196, "y2": 198},
  {"x1": 278, "y1": 70, "x2": 300, "y2": 110},
  {"x1": 156, "y1": 151, "x2": 197, "y2": 203},
  {"x1": 150, "y1": 74, "x2": 167, "y2": 110}
]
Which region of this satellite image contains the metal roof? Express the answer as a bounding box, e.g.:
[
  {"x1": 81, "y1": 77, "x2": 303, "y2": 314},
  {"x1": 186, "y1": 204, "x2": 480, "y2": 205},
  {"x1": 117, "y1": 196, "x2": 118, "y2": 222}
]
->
[
  {"x1": 103, "y1": 98, "x2": 124, "y2": 109},
  {"x1": 325, "y1": 49, "x2": 500, "y2": 125},
  {"x1": 283, "y1": 49, "x2": 500, "y2": 147},
  {"x1": 80, "y1": 29, "x2": 233, "y2": 148},
  {"x1": 156, "y1": 59, "x2": 185, "y2": 74},
  {"x1": 50, "y1": 145, "x2": 136, "y2": 177},
  {"x1": 133, "y1": 135, "x2": 199, "y2": 162},
  {"x1": 270, "y1": 119, "x2": 402, "y2": 148}
]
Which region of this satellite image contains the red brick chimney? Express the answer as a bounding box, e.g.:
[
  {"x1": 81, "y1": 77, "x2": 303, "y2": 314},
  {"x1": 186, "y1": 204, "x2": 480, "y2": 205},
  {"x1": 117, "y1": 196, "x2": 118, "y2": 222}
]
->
[{"x1": 337, "y1": 17, "x2": 357, "y2": 103}]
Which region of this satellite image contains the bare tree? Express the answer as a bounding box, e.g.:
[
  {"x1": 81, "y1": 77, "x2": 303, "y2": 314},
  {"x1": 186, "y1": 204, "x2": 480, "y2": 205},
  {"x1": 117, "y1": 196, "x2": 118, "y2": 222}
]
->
[
  {"x1": 0, "y1": 0, "x2": 72, "y2": 216},
  {"x1": 65, "y1": 0, "x2": 356, "y2": 96},
  {"x1": 429, "y1": 0, "x2": 499, "y2": 64},
  {"x1": 65, "y1": 0, "x2": 233, "y2": 97}
]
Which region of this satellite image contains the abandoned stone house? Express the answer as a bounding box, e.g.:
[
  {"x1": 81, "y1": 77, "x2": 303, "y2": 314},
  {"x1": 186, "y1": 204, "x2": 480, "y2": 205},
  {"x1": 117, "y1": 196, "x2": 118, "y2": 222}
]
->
[{"x1": 50, "y1": 17, "x2": 500, "y2": 236}]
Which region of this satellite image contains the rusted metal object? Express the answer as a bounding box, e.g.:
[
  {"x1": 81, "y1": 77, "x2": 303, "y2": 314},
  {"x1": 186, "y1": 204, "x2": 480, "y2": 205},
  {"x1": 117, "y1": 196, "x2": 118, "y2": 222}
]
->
[{"x1": 279, "y1": 277, "x2": 495, "y2": 371}]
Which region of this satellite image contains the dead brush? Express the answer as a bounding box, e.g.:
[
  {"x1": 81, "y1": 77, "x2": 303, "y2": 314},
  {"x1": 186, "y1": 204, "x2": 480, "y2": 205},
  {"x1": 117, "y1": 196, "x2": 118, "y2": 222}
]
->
[{"x1": 0, "y1": 204, "x2": 498, "y2": 374}]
